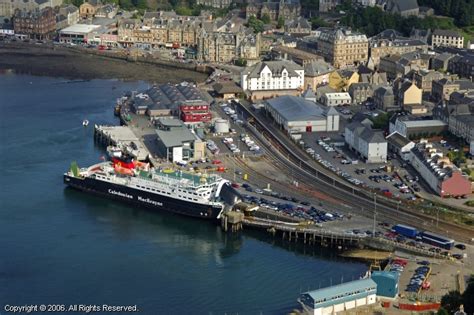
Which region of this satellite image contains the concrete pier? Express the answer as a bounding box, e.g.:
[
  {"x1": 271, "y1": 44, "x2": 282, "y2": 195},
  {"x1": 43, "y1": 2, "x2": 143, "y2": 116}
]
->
[{"x1": 94, "y1": 125, "x2": 149, "y2": 160}]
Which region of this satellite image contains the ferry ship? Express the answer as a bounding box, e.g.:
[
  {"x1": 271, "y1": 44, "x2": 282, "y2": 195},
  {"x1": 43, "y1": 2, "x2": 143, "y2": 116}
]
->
[{"x1": 64, "y1": 155, "x2": 236, "y2": 220}]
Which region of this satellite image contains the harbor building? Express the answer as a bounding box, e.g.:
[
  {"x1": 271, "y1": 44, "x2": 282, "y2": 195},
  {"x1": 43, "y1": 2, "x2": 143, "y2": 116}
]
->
[
  {"x1": 59, "y1": 24, "x2": 102, "y2": 44},
  {"x1": 371, "y1": 271, "x2": 399, "y2": 298},
  {"x1": 127, "y1": 82, "x2": 210, "y2": 124},
  {"x1": 155, "y1": 118, "x2": 206, "y2": 162},
  {"x1": 264, "y1": 95, "x2": 339, "y2": 134},
  {"x1": 408, "y1": 140, "x2": 471, "y2": 197},
  {"x1": 298, "y1": 278, "x2": 377, "y2": 315}
]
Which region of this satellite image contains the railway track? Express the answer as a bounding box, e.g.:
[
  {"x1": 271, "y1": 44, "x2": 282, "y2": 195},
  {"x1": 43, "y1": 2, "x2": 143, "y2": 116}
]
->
[{"x1": 235, "y1": 103, "x2": 474, "y2": 243}]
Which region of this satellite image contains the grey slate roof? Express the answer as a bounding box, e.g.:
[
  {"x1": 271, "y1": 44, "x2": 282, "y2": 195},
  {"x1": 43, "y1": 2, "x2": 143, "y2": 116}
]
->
[
  {"x1": 386, "y1": 131, "x2": 411, "y2": 148},
  {"x1": 213, "y1": 82, "x2": 243, "y2": 94},
  {"x1": 133, "y1": 82, "x2": 205, "y2": 112},
  {"x1": 304, "y1": 60, "x2": 334, "y2": 76},
  {"x1": 433, "y1": 29, "x2": 462, "y2": 38},
  {"x1": 244, "y1": 61, "x2": 303, "y2": 79},
  {"x1": 360, "y1": 128, "x2": 385, "y2": 143},
  {"x1": 301, "y1": 88, "x2": 316, "y2": 99},
  {"x1": 156, "y1": 127, "x2": 197, "y2": 148},
  {"x1": 434, "y1": 52, "x2": 455, "y2": 62},
  {"x1": 375, "y1": 86, "x2": 394, "y2": 96},
  {"x1": 265, "y1": 95, "x2": 329, "y2": 122},
  {"x1": 286, "y1": 17, "x2": 311, "y2": 30},
  {"x1": 388, "y1": 0, "x2": 418, "y2": 12}
]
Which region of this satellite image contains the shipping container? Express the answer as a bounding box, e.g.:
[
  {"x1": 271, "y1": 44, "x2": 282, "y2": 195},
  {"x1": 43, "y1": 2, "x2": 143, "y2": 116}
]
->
[{"x1": 392, "y1": 224, "x2": 418, "y2": 238}]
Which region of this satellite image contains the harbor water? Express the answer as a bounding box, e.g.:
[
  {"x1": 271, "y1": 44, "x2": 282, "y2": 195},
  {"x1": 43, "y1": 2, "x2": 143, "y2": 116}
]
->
[{"x1": 0, "y1": 73, "x2": 368, "y2": 314}]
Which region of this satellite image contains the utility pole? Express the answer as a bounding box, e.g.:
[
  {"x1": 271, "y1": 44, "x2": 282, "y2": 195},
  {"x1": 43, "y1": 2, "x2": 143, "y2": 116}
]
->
[
  {"x1": 373, "y1": 194, "x2": 377, "y2": 236},
  {"x1": 436, "y1": 208, "x2": 439, "y2": 228}
]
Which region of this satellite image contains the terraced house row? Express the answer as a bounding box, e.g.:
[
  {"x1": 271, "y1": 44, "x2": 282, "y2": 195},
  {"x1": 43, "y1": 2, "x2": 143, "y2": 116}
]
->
[{"x1": 117, "y1": 12, "x2": 261, "y2": 63}]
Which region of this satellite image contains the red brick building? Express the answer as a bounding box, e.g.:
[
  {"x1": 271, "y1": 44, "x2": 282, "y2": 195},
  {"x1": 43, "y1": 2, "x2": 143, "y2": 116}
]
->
[
  {"x1": 13, "y1": 7, "x2": 56, "y2": 39},
  {"x1": 179, "y1": 103, "x2": 211, "y2": 123}
]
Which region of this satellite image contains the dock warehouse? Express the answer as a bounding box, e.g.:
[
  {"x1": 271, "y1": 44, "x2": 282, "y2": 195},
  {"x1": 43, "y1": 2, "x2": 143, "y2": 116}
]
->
[
  {"x1": 264, "y1": 95, "x2": 339, "y2": 134},
  {"x1": 298, "y1": 278, "x2": 377, "y2": 315},
  {"x1": 371, "y1": 271, "x2": 399, "y2": 298},
  {"x1": 155, "y1": 118, "x2": 205, "y2": 162},
  {"x1": 59, "y1": 24, "x2": 101, "y2": 44}
]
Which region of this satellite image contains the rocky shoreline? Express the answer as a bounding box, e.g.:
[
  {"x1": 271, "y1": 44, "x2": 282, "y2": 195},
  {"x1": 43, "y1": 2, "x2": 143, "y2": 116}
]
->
[{"x1": 0, "y1": 42, "x2": 208, "y2": 83}]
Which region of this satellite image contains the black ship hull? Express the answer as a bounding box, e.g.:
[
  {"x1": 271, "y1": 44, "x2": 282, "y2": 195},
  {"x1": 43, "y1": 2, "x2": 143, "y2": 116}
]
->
[{"x1": 64, "y1": 174, "x2": 224, "y2": 219}]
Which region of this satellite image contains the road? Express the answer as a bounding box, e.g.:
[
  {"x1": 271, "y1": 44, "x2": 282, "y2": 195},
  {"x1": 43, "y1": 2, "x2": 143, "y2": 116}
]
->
[{"x1": 231, "y1": 101, "x2": 474, "y2": 243}]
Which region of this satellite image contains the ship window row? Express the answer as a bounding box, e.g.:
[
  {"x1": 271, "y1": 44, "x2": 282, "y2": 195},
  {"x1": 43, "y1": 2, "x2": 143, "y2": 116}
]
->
[
  {"x1": 136, "y1": 184, "x2": 169, "y2": 194},
  {"x1": 179, "y1": 195, "x2": 198, "y2": 202}
]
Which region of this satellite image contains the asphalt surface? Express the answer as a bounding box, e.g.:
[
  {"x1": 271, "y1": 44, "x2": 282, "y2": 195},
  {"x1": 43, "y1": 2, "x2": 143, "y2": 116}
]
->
[{"x1": 231, "y1": 100, "x2": 474, "y2": 243}]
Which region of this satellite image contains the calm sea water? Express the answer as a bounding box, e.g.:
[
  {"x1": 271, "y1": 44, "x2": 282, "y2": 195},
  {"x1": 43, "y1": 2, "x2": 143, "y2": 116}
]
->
[{"x1": 0, "y1": 73, "x2": 367, "y2": 315}]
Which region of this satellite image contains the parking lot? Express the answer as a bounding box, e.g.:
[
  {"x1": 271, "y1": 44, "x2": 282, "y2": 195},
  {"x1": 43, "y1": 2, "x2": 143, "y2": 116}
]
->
[{"x1": 299, "y1": 132, "x2": 419, "y2": 201}]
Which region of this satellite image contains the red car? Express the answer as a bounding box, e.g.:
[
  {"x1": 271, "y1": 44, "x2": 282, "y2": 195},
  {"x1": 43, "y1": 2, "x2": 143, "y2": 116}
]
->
[
  {"x1": 212, "y1": 160, "x2": 222, "y2": 164},
  {"x1": 231, "y1": 183, "x2": 240, "y2": 188}
]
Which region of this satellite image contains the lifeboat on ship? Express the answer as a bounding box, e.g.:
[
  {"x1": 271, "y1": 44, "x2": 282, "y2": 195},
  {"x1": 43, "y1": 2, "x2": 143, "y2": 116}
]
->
[
  {"x1": 114, "y1": 164, "x2": 134, "y2": 176},
  {"x1": 111, "y1": 154, "x2": 135, "y2": 170}
]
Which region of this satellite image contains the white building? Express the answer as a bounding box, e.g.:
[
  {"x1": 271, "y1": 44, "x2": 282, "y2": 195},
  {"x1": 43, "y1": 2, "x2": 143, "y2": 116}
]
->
[
  {"x1": 298, "y1": 278, "x2": 377, "y2": 315},
  {"x1": 432, "y1": 29, "x2": 464, "y2": 49},
  {"x1": 345, "y1": 119, "x2": 387, "y2": 163},
  {"x1": 265, "y1": 95, "x2": 339, "y2": 134},
  {"x1": 386, "y1": 131, "x2": 415, "y2": 161},
  {"x1": 356, "y1": 0, "x2": 375, "y2": 6},
  {"x1": 240, "y1": 60, "x2": 304, "y2": 92},
  {"x1": 389, "y1": 116, "x2": 448, "y2": 138},
  {"x1": 320, "y1": 92, "x2": 351, "y2": 106},
  {"x1": 59, "y1": 24, "x2": 101, "y2": 43}
]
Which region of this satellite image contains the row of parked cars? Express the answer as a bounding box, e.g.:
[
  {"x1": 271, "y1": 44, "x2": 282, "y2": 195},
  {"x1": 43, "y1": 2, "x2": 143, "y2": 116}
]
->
[
  {"x1": 240, "y1": 133, "x2": 260, "y2": 152},
  {"x1": 221, "y1": 104, "x2": 244, "y2": 124},
  {"x1": 240, "y1": 186, "x2": 343, "y2": 224},
  {"x1": 301, "y1": 139, "x2": 365, "y2": 187},
  {"x1": 317, "y1": 139, "x2": 335, "y2": 153},
  {"x1": 406, "y1": 265, "x2": 431, "y2": 293}
]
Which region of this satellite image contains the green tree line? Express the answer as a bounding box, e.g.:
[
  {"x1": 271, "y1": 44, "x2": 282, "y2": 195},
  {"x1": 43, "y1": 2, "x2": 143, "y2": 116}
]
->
[
  {"x1": 438, "y1": 275, "x2": 474, "y2": 314},
  {"x1": 417, "y1": 0, "x2": 474, "y2": 27},
  {"x1": 340, "y1": 6, "x2": 458, "y2": 37}
]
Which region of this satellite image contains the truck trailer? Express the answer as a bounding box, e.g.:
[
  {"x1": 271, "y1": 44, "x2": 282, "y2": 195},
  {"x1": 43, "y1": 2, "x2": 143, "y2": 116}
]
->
[{"x1": 392, "y1": 224, "x2": 418, "y2": 238}]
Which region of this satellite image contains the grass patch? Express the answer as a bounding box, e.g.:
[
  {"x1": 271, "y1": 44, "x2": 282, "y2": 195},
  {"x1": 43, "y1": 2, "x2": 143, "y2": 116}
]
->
[
  {"x1": 460, "y1": 26, "x2": 474, "y2": 47},
  {"x1": 465, "y1": 200, "x2": 474, "y2": 207},
  {"x1": 419, "y1": 203, "x2": 474, "y2": 226}
]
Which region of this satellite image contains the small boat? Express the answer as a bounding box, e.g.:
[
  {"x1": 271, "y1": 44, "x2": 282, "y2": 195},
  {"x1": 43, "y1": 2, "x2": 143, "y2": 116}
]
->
[{"x1": 82, "y1": 119, "x2": 89, "y2": 127}]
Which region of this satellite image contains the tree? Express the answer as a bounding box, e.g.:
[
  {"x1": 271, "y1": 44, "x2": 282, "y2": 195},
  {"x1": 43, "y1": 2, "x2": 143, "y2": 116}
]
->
[
  {"x1": 119, "y1": 0, "x2": 133, "y2": 10},
  {"x1": 235, "y1": 58, "x2": 247, "y2": 67},
  {"x1": 261, "y1": 13, "x2": 271, "y2": 25},
  {"x1": 436, "y1": 307, "x2": 449, "y2": 315},
  {"x1": 463, "y1": 275, "x2": 474, "y2": 313},
  {"x1": 370, "y1": 112, "x2": 390, "y2": 130},
  {"x1": 440, "y1": 290, "x2": 463, "y2": 314},
  {"x1": 310, "y1": 17, "x2": 328, "y2": 29},
  {"x1": 175, "y1": 6, "x2": 193, "y2": 16},
  {"x1": 247, "y1": 16, "x2": 264, "y2": 33},
  {"x1": 277, "y1": 16, "x2": 285, "y2": 29}
]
